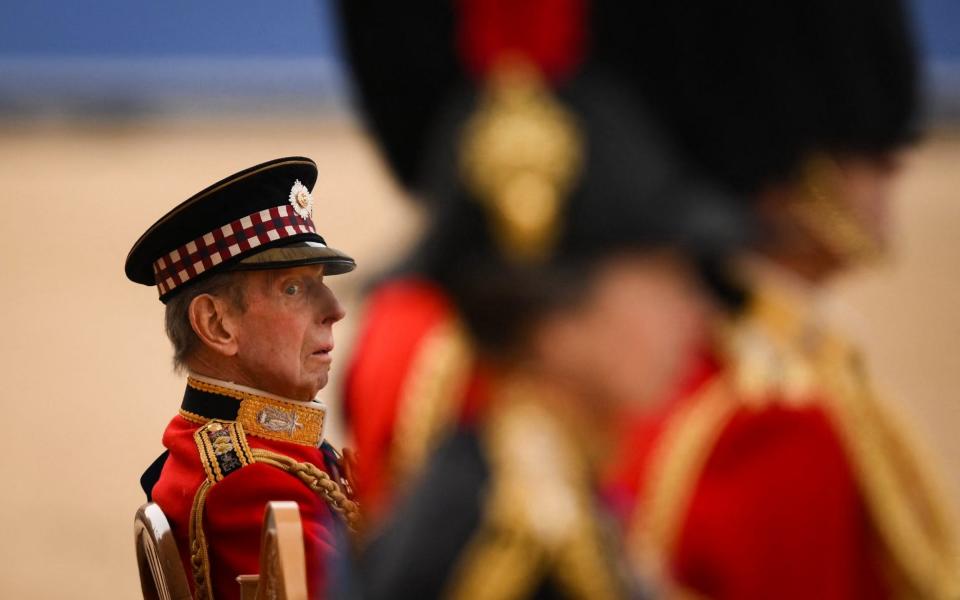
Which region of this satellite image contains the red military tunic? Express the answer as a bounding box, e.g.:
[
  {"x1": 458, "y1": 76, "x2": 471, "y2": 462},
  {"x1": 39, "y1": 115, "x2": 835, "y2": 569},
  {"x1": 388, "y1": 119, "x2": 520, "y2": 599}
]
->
[
  {"x1": 343, "y1": 277, "x2": 486, "y2": 523},
  {"x1": 605, "y1": 275, "x2": 959, "y2": 599},
  {"x1": 144, "y1": 375, "x2": 357, "y2": 600}
]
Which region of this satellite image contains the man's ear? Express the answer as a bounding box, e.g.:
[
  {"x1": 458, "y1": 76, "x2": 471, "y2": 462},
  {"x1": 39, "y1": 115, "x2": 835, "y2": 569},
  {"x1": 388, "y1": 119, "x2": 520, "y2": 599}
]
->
[{"x1": 188, "y1": 294, "x2": 240, "y2": 357}]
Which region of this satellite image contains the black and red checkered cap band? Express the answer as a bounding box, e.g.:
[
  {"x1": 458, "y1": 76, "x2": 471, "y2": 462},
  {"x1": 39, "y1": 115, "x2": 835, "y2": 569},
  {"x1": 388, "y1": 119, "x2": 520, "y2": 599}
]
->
[{"x1": 152, "y1": 204, "x2": 317, "y2": 296}]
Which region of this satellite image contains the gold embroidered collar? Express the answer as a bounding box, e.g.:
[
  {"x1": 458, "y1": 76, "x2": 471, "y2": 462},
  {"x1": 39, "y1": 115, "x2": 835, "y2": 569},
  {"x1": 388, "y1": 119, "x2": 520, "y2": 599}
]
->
[{"x1": 180, "y1": 376, "x2": 326, "y2": 447}]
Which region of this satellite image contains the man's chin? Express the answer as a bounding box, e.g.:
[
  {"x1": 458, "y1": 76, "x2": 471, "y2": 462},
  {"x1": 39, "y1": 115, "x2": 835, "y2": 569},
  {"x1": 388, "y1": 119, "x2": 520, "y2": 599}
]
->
[
  {"x1": 312, "y1": 376, "x2": 328, "y2": 396},
  {"x1": 300, "y1": 373, "x2": 329, "y2": 399}
]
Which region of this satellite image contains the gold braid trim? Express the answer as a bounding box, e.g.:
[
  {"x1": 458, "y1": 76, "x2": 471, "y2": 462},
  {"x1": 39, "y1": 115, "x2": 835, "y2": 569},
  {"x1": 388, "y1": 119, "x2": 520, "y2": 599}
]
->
[
  {"x1": 390, "y1": 319, "x2": 473, "y2": 485},
  {"x1": 551, "y1": 516, "x2": 627, "y2": 600},
  {"x1": 250, "y1": 448, "x2": 362, "y2": 532},
  {"x1": 189, "y1": 420, "x2": 255, "y2": 600},
  {"x1": 188, "y1": 480, "x2": 214, "y2": 600},
  {"x1": 815, "y1": 337, "x2": 960, "y2": 599},
  {"x1": 193, "y1": 420, "x2": 255, "y2": 483},
  {"x1": 186, "y1": 423, "x2": 360, "y2": 600},
  {"x1": 630, "y1": 378, "x2": 736, "y2": 564},
  {"x1": 188, "y1": 378, "x2": 248, "y2": 401},
  {"x1": 447, "y1": 524, "x2": 546, "y2": 600},
  {"x1": 179, "y1": 408, "x2": 208, "y2": 427},
  {"x1": 446, "y1": 391, "x2": 623, "y2": 600}
]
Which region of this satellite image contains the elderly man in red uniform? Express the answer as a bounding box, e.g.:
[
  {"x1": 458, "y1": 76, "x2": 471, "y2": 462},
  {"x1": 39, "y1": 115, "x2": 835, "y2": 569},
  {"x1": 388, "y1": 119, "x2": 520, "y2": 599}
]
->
[{"x1": 128, "y1": 157, "x2": 359, "y2": 600}]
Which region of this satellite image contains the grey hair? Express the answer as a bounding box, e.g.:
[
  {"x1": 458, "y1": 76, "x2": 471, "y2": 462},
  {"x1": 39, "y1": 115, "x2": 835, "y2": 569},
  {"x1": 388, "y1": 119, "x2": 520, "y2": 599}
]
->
[{"x1": 164, "y1": 271, "x2": 247, "y2": 373}]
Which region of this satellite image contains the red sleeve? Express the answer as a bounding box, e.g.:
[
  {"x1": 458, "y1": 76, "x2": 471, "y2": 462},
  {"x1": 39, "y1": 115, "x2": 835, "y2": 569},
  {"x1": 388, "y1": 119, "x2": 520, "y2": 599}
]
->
[
  {"x1": 343, "y1": 278, "x2": 455, "y2": 518},
  {"x1": 673, "y1": 405, "x2": 889, "y2": 600},
  {"x1": 203, "y1": 463, "x2": 337, "y2": 600}
]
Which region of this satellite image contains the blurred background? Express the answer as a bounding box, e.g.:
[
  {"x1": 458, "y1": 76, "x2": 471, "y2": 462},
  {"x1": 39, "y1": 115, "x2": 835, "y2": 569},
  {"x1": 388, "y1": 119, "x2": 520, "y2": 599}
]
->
[{"x1": 0, "y1": 1, "x2": 957, "y2": 597}]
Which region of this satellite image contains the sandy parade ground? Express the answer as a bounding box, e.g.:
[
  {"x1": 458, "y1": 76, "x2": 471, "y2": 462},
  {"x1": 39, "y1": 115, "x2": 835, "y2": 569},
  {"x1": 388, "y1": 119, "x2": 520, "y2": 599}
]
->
[{"x1": 0, "y1": 117, "x2": 957, "y2": 598}]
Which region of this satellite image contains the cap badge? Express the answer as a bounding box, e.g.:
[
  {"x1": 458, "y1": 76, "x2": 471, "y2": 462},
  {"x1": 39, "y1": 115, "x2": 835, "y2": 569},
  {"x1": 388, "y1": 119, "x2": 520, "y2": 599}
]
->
[
  {"x1": 460, "y1": 62, "x2": 582, "y2": 264},
  {"x1": 257, "y1": 405, "x2": 304, "y2": 435},
  {"x1": 289, "y1": 179, "x2": 314, "y2": 219}
]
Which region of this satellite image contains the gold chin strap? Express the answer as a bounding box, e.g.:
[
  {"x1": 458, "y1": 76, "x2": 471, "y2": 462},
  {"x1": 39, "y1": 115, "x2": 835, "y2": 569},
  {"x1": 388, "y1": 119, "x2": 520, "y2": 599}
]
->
[
  {"x1": 788, "y1": 155, "x2": 882, "y2": 264},
  {"x1": 459, "y1": 59, "x2": 583, "y2": 263}
]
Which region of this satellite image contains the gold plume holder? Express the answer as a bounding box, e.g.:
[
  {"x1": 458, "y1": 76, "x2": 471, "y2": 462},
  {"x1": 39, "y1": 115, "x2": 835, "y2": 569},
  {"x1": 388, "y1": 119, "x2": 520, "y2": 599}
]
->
[
  {"x1": 790, "y1": 155, "x2": 882, "y2": 264},
  {"x1": 459, "y1": 59, "x2": 583, "y2": 263}
]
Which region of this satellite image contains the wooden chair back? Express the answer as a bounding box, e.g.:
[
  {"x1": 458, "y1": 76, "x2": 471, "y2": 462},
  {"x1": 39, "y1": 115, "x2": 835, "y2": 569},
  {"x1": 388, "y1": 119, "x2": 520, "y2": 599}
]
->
[
  {"x1": 134, "y1": 502, "x2": 192, "y2": 600},
  {"x1": 236, "y1": 501, "x2": 308, "y2": 600}
]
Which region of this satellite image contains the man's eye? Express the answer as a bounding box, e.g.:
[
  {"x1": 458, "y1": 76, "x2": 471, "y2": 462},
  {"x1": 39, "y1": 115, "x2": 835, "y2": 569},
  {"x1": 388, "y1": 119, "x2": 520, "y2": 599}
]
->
[{"x1": 283, "y1": 283, "x2": 301, "y2": 296}]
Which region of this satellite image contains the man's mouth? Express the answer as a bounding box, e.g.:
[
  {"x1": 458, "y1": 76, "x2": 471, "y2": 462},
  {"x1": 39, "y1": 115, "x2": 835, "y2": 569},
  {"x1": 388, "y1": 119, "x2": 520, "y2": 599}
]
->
[{"x1": 311, "y1": 345, "x2": 334, "y2": 360}]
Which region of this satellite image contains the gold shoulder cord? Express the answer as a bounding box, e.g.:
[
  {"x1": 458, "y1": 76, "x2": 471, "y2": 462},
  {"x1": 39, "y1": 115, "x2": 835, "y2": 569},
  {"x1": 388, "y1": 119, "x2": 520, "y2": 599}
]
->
[
  {"x1": 631, "y1": 377, "x2": 737, "y2": 563},
  {"x1": 816, "y1": 335, "x2": 960, "y2": 599},
  {"x1": 250, "y1": 448, "x2": 361, "y2": 531},
  {"x1": 390, "y1": 318, "x2": 473, "y2": 485},
  {"x1": 189, "y1": 480, "x2": 214, "y2": 600},
  {"x1": 445, "y1": 390, "x2": 623, "y2": 600},
  {"x1": 186, "y1": 422, "x2": 360, "y2": 599}
]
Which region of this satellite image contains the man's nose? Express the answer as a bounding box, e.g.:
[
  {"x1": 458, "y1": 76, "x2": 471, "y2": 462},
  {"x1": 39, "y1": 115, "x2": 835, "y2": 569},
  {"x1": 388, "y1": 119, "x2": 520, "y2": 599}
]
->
[
  {"x1": 315, "y1": 287, "x2": 346, "y2": 325},
  {"x1": 326, "y1": 298, "x2": 347, "y2": 325}
]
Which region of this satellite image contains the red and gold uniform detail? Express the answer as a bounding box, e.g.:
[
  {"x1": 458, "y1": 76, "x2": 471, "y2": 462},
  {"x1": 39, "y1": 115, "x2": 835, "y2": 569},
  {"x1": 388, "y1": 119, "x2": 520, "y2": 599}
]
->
[
  {"x1": 344, "y1": 278, "x2": 484, "y2": 523},
  {"x1": 180, "y1": 377, "x2": 326, "y2": 448},
  {"x1": 606, "y1": 278, "x2": 960, "y2": 599},
  {"x1": 149, "y1": 377, "x2": 357, "y2": 600}
]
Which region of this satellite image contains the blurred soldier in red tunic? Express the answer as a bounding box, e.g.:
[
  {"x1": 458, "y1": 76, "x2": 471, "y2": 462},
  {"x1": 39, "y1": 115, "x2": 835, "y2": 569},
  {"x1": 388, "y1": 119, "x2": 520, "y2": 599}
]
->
[
  {"x1": 338, "y1": 0, "x2": 595, "y2": 525},
  {"x1": 343, "y1": 276, "x2": 480, "y2": 521},
  {"x1": 128, "y1": 157, "x2": 359, "y2": 600},
  {"x1": 595, "y1": 1, "x2": 960, "y2": 598},
  {"x1": 336, "y1": 0, "x2": 756, "y2": 594}
]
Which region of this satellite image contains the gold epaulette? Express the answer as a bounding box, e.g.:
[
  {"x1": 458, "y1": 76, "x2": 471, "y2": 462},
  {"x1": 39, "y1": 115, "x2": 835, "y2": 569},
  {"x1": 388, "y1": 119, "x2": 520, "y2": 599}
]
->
[
  {"x1": 189, "y1": 420, "x2": 254, "y2": 600},
  {"x1": 446, "y1": 386, "x2": 625, "y2": 600},
  {"x1": 193, "y1": 420, "x2": 256, "y2": 483}
]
